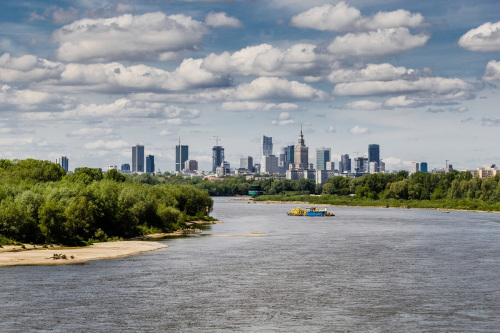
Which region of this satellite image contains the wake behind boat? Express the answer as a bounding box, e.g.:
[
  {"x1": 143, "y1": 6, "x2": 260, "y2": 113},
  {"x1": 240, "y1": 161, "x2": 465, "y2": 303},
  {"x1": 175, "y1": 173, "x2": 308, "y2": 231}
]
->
[{"x1": 287, "y1": 207, "x2": 335, "y2": 217}]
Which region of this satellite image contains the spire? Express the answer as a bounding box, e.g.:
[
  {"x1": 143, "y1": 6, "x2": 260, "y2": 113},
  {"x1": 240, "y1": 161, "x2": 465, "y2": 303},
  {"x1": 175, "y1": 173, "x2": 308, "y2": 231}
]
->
[{"x1": 297, "y1": 125, "x2": 304, "y2": 146}]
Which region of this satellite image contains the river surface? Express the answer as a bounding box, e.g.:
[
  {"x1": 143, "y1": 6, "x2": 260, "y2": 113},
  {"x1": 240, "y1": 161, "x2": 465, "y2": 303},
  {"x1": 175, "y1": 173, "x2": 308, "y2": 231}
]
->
[{"x1": 1, "y1": 197, "x2": 499, "y2": 332}]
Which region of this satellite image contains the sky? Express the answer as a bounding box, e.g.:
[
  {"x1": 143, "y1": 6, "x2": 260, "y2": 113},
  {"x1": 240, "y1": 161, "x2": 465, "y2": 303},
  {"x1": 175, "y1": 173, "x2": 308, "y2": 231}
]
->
[{"x1": 1, "y1": 0, "x2": 500, "y2": 172}]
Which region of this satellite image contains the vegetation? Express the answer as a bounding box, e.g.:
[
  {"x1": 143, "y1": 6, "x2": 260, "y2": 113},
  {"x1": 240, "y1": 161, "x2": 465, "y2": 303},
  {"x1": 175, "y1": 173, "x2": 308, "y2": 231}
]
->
[{"x1": 0, "y1": 159, "x2": 213, "y2": 246}]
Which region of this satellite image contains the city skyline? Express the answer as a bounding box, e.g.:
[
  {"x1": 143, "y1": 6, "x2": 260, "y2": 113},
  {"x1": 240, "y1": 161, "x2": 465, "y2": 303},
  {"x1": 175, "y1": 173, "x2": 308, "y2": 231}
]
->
[{"x1": 0, "y1": 1, "x2": 499, "y2": 172}]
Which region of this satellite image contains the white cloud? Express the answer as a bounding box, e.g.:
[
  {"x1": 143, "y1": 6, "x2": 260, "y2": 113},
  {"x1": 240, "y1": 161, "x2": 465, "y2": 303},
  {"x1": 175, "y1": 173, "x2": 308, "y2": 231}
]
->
[
  {"x1": 326, "y1": 125, "x2": 336, "y2": 133},
  {"x1": 482, "y1": 60, "x2": 500, "y2": 81},
  {"x1": 482, "y1": 117, "x2": 500, "y2": 126},
  {"x1": 272, "y1": 112, "x2": 296, "y2": 126},
  {"x1": 83, "y1": 140, "x2": 129, "y2": 149},
  {"x1": 327, "y1": 28, "x2": 430, "y2": 57},
  {"x1": 458, "y1": 21, "x2": 500, "y2": 52},
  {"x1": 383, "y1": 95, "x2": 419, "y2": 108},
  {"x1": 291, "y1": 2, "x2": 424, "y2": 32},
  {"x1": 220, "y1": 101, "x2": 299, "y2": 111},
  {"x1": 159, "y1": 129, "x2": 173, "y2": 136},
  {"x1": 68, "y1": 127, "x2": 113, "y2": 137},
  {"x1": 233, "y1": 77, "x2": 328, "y2": 101},
  {"x1": 333, "y1": 77, "x2": 474, "y2": 96},
  {"x1": 205, "y1": 12, "x2": 242, "y2": 28},
  {"x1": 0, "y1": 137, "x2": 47, "y2": 146},
  {"x1": 349, "y1": 125, "x2": 369, "y2": 134},
  {"x1": 344, "y1": 100, "x2": 382, "y2": 110},
  {"x1": 52, "y1": 12, "x2": 209, "y2": 62},
  {"x1": 0, "y1": 53, "x2": 64, "y2": 82},
  {"x1": 0, "y1": 85, "x2": 75, "y2": 111},
  {"x1": 320, "y1": 63, "x2": 418, "y2": 83}
]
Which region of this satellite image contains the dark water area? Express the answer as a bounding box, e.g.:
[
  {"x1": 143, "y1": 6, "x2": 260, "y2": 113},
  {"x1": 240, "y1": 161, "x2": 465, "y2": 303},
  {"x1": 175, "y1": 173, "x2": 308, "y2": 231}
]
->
[{"x1": 1, "y1": 197, "x2": 499, "y2": 332}]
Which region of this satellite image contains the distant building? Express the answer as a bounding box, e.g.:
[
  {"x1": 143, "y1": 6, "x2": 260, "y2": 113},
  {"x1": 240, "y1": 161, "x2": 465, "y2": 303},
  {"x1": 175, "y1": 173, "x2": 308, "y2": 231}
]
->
[
  {"x1": 379, "y1": 160, "x2": 385, "y2": 173},
  {"x1": 420, "y1": 162, "x2": 428, "y2": 173},
  {"x1": 132, "y1": 144, "x2": 144, "y2": 172},
  {"x1": 212, "y1": 146, "x2": 224, "y2": 173},
  {"x1": 340, "y1": 154, "x2": 351, "y2": 174},
  {"x1": 410, "y1": 162, "x2": 420, "y2": 174},
  {"x1": 316, "y1": 148, "x2": 331, "y2": 171},
  {"x1": 121, "y1": 163, "x2": 131, "y2": 172},
  {"x1": 368, "y1": 144, "x2": 380, "y2": 172},
  {"x1": 325, "y1": 161, "x2": 335, "y2": 171},
  {"x1": 56, "y1": 156, "x2": 69, "y2": 172},
  {"x1": 107, "y1": 165, "x2": 117, "y2": 171},
  {"x1": 146, "y1": 155, "x2": 155, "y2": 173},
  {"x1": 354, "y1": 156, "x2": 365, "y2": 174},
  {"x1": 369, "y1": 161, "x2": 378, "y2": 174},
  {"x1": 293, "y1": 126, "x2": 308, "y2": 169},
  {"x1": 261, "y1": 135, "x2": 273, "y2": 157},
  {"x1": 446, "y1": 163, "x2": 453, "y2": 173},
  {"x1": 316, "y1": 170, "x2": 337, "y2": 184},
  {"x1": 471, "y1": 164, "x2": 498, "y2": 178},
  {"x1": 286, "y1": 169, "x2": 315, "y2": 181},
  {"x1": 285, "y1": 145, "x2": 294, "y2": 170},
  {"x1": 240, "y1": 156, "x2": 253, "y2": 171},
  {"x1": 184, "y1": 160, "x2": 198, "y2": 172},
  {"x1": 262, "y1": 155, "x2": 279, "y2": 174},
  {"x1": 175, "y1": 144, "x2": 188, "y2": 172}
]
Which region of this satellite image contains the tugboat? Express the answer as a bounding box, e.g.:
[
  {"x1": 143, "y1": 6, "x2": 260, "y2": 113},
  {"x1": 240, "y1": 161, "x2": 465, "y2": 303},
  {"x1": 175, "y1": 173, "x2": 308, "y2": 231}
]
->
[{"x1": 287, "y1": 207, "x2": 334, "y2": 216}]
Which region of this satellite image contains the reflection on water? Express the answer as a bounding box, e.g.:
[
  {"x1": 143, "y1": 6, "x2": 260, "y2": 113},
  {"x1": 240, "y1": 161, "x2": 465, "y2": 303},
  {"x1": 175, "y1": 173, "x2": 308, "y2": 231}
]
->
[{"x1": 1, "y1": 197, "x2": 499, "y2": 332}]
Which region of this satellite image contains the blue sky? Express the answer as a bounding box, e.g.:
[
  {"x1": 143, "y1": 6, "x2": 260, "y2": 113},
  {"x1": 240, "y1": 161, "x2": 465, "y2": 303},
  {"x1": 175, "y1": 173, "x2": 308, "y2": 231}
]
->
[{"x1": 1, "y1": 0, "x2": 499, "y2": 172}]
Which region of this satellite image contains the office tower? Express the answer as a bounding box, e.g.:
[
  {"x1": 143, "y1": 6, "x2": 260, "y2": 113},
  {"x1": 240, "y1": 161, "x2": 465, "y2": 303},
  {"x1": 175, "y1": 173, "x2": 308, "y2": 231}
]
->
[
  {"x1": 294, "y1": 126, "x2": 308, "y2": 169},
  {"x1": 121, "y1": 163, "x2": 130, "y2": 172},
  {"x1": 285, "y1": 145, "x2": 294, "y2": 170},
  {"x1": 316, "y1": 148, "x2": 331, "y2": 171},
  {"x1": 146, "y1": 155, "x2": 155, "y2": 173},
  {"x1": 368, "y1": 144, "x2": 380, "y2": 172},
  {"x1": 410, "y1": 162, "x2": 420, "y2": 174},
  {"x1": 132, "y1": 144, "x2": 144, "y2": 172},
  {"x1": 240, "y1": 156, "x2": 253, "y2": 171},
  {"x1": 379, "y1": 160, "x2": 385, "y2": 173},
  {"x1": 184, "y1": 160, "x2": 198, "y2": 172},
  {"x1": 279, "y1": 147, "x2": 286, "y2": 166},
  {"x1": 261, "y1": 135, "x2": 273, "y2": 157},
  {"x1": 354, "y1": 156, "x2": 365, "y2": 174},
  {"x1": 262, "y1": 155, "x2": 279, "y2": 174},
  {"x1": 212, "y1": 146, "x2": 224, "y2": 173},
  {"x1": 340, "y1": 154, "x2": 351, "y2": 173},
  {"x1": 326, "y1": 161, "x2": 335, "y2": 170},
  {"x1": 175, "y1": 144, "x2": 188, "y2": 172},
  {"x1": 446, "y1": 164, "x2": 453, "y2": 173},
  {"x1": 420, "y1": 162, "x2": 428, "y2": 173},
  {"x1": 369, "y1": 162, "x2": 378, "y2": 174},
  {"x1": 56, "y1": 156, "x2": 68, "y2": 172}
]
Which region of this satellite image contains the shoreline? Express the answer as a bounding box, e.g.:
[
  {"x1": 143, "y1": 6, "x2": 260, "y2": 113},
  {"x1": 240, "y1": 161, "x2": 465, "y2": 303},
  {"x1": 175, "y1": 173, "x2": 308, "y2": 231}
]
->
[{"x1": 0, "y1": 220, "x2": 223, "y2": 267}]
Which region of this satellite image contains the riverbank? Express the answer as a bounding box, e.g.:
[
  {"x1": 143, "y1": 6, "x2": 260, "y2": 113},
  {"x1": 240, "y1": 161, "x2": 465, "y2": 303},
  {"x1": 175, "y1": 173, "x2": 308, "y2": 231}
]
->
[{"x1": 0, "y1": 241, "x2": 168, "y2": 267}]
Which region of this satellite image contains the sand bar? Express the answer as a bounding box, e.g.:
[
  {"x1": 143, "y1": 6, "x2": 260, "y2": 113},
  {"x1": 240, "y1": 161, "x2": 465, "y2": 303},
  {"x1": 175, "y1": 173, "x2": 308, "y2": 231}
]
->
[{"x1": 0, "y1": 241, "x2": 168, "y2": 267}]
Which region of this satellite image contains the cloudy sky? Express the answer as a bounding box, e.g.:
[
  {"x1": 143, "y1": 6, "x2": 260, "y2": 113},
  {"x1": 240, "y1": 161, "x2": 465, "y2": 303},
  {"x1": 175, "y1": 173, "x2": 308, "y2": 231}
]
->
[{"x1": 1, "y1": 0, "x2": 499, "y2": 172}]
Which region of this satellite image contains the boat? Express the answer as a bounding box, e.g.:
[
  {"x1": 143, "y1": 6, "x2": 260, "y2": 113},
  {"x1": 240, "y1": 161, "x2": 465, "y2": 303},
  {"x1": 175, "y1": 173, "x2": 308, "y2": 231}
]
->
[{"x1": 287, "y1": 207, "x2": 335, "y2": 216}]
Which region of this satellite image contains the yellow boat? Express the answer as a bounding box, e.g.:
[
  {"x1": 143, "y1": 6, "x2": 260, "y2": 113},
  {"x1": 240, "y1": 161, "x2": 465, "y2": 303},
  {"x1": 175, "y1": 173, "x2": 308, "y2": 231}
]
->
[{"x1": 287, "y1": 207, "x2": 335, "y2": 216}]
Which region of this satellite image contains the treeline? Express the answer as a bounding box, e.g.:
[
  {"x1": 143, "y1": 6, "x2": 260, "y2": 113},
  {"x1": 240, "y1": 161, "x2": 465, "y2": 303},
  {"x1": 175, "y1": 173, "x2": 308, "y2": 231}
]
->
[{"x1": 0, "y1": 159, "x2": 213, "y2": 245}]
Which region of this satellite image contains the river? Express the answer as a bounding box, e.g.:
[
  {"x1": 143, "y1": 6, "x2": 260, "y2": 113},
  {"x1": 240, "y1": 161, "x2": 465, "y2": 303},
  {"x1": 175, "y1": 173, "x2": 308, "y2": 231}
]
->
[{"x1": 1, "y1": 197, "x2": 499, "y2": 332}]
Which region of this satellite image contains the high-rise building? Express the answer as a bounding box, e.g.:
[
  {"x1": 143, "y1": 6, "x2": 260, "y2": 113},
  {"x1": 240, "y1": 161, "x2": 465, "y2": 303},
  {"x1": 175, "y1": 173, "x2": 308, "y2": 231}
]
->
[
  {"x1": 261, "y1": 135, "x2": 273, "y2": 157},
  {"x1": 316, "y1": 148, "x2": 331, "y2": 171},
  {"x1": 121, "y1": 163, "x2": 131, "y2": 172},
  {"x1": 175, "y1": 144, "x2": 188, "y2": 172},
  {"x1": 340, "y1": 154, "x2": 351, "y2": 173},
  {"x1": 294, "y1": 126, "x2": 308, "y2": 169},
  {"x1": 379, "y1": 160, "x2": 385, "y2": 173},
  {"x1": 326, "y1": 161, "x2": 335, "y2": 171},
  {"x1": 132, "y1": 144, "x2": 144, "y2": 172},
  {"x1": 368, "y1": 144, "x2": 380, "y2": 172},
  {"x1": 285, "y1": 145, "x2": 294, "y2": 170},
  {"x1": 56, "y1": 156, "x2": 68, "y2": 172},
  {"x1": 212, "y1": 146, "x2": 224, "y2": 173},
  {"x1": 410, "y1": 162, "x2": 420, "y2": 174},
  {"x1": 184, "y1": 160, "x2": 198, "y2": 172},
  {"x1": 354, "y1": 156, "x2": 365, "y2": 174},
  {"x1": 369, "y1": 162, "x2": 378, "y2": 174},
  {"x1": 240, "y1": 156, "x2": 253, "y2": 171},
  {"x1": 262, "y1": 155, "x2": 279, "y2": 174},
  {"x1": 420, "y1": 162, "x2": 428, "y2": 173},
  {"x1": 146, "y1": 155, "x2": 155, "y2": 173}
]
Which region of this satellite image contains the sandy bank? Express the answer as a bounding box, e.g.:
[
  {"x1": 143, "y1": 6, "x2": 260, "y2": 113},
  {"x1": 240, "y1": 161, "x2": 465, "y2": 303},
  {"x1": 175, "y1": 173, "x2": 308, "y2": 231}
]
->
[{"x1": 0, "y1": 241, "x2": 168, "y2": 267}]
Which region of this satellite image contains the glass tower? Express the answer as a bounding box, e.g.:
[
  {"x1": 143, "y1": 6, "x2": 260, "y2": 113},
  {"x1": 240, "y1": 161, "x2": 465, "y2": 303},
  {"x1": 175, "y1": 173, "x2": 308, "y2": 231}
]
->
[
  {"x1": 175, "y1": 145, "x2": 189, "y2": 172},
  {"x1": 316, "y1": 148, "x2": 331, "y2": 171},
  {"x1": 146, "y1": 155, "x2": 155, "y2": 173},
  {"x1": 132, "y1": 144, "x2": 144, "y2": 172}
]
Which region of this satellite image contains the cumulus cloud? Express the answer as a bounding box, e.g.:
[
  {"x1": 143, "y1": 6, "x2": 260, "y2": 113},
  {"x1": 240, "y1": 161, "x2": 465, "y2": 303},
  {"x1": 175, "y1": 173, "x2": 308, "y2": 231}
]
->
[
  {"x1": 326, "y1": 125, "x2": 336, "y2": 133},
  {"x1": 272, "y1": 112, "x2": 296, "y2": 126},
  {"x1": 205, "y1": 12, "x2": 242, "y2": 28},
  {"x1": 482, "y1": 60, "x2": 500, "y2": 81},
  {"x1": 83, "y1": 140, "x2": 129, "y2": 149},
  {"x1": 482, "y1": 117, "x2": 500, "y2": 126},
  {"x1": 327, "y1": 28, "x2": 430, "y2": 57},
  {"x1": 37, "y1": 59, "x2": 230, "y2": 93},
  {"x1": 458, "y1": 21, "x2": 500, "y2": 52},
  {"x1": 52, "y1": 12, "x2": 209, "y2": 62},
  {"x1": 291, "y1": 2, "x2": 424, "y2": 32},
  {"x1": 0, "y1": 53, "x2": 64, "y2": 82},
  {"x1": 349, "y1": 125, "x2": 369, "y2": 134},
  {"x1": 316, "y1": 63, "x2": 419, "y2": 83},
  {"x1": 219, "y1": 101, "x2": 299, "y2": 111},
  {"x1": 426, "y1": 106, "x2": 468, "y2": 113},
  {"x1": 344, "y1": 100, "x2": 382, "y2": 110},
  {"x1": 29, "y1": 6, "x2": 79, "y2": 23},
  {"x1": 203, "y1": 43, "x2": 328, "y2": 77},
  {"x1": 68, "y1": 127, "x2": 114, "y2": 137},
  {"x1": 0, "y1": 85, "x2": 75, "y2": 111},
  {"x1": 233, "y1": 77, "x2": 328, "y2": 101},
  {"x1": 333, "y1": 77, "x2": 474, "y2": 96},
  {"x1": 0, "y1": 137, "x2": 47, "y2": 147}
]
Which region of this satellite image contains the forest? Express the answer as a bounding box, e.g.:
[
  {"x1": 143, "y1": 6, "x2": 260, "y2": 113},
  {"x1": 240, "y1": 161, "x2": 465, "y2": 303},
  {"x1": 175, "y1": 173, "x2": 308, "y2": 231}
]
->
[{"x1": 0, "y1": 159, "x2": 213, "y2": 246}]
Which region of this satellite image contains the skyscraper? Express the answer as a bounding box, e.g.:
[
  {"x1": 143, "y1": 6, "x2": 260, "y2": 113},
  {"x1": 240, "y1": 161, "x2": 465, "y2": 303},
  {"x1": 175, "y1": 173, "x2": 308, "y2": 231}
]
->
[
  {"x1": 316, "y1": 148, "x2": 331, "y2": 171},
  {"x1": 294, "y1": 126, "x2": 308, "y2": 169},
  {"x1": 132, "y1": 144, "x2": 144, "y2": 172},
  {"x1": 56, "y1": 156, "x2": 68, "y2": 172},
  {"x1": 340, "y1": 154, "x2": 351, "y2": 173},
  {"x1": 146, "y1": 155, "x2": 155, "y2": 173},
  {"x1": 175, "y1": 144, "x2": 189, "y2": 172},
  {"x1": 410, "y1": 162, "x2": 420, "y2": 174},
  {"x1": 212, "y1": 146, "x2": 224, "y2": 173},
  {"x1": 261, "y1": 135, "x2": 273, "y2": 157},
  {"x1": 354, "y1": 156, "x2": 365, "y2": 174},
  {"x1": 286, "y1": 145, "x2": 294, "y2": 170},
  {"x1": 240, "y1": 156, "x2": 253, "y2": 171},
  {"x1": 368, "y1": 144, "x2": 380, "y2": 172},
  {"x1": 420, "y1": 162, "x2": 428, "y2": 173}
]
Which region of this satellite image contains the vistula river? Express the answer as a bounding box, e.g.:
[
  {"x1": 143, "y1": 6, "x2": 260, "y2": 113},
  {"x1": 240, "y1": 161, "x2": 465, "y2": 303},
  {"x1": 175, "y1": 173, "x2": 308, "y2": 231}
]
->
[{"x1": 1, "y1": 197, "x2": 499, "y2": 332}]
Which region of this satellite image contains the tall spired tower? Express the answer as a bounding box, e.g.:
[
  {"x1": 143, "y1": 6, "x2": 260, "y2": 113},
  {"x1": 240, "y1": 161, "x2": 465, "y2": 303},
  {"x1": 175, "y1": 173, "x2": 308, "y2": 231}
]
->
[{"x1": 294, "y1": 125, "x2": 308, "y2": 169}]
